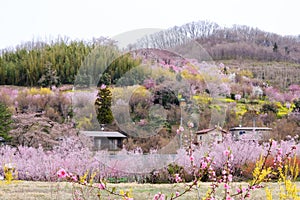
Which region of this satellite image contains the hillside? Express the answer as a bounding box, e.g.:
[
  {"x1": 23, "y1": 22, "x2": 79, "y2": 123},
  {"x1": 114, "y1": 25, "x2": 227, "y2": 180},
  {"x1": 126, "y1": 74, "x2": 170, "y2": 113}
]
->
[
  {"x1": 133, "y1": 21, "x2": 300, "y2": 89},
  {"x1": 0, "y1": 21, "x2": 299, "y2": 152},
  {"x1": 218, "y1": 60, "x2": 300, "y2": 89},
  {"x1": 0, "y1": 21, "x2": 300, "y2": 89}
]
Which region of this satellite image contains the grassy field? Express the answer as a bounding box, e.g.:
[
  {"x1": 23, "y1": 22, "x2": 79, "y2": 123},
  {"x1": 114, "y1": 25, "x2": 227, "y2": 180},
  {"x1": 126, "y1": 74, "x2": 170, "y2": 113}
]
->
[{"x1": 0, "y1": 181, "x2": 298, "y2": 199}]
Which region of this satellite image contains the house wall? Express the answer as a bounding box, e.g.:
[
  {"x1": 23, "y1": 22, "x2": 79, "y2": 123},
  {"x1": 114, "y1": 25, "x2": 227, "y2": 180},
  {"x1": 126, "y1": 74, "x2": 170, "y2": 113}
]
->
[
  {"x1": 93, "y1": 137, "x2": 122, "y2": 151},
  {"x1": 198, "y1": 134, "x2": 210, "y2": 144},
  {"x1": 197, "y1": 131, "x2": 223, "y2": 144}
]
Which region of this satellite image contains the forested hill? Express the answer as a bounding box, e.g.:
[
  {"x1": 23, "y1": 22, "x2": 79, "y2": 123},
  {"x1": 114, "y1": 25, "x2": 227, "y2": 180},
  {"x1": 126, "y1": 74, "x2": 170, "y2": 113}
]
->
[
  {"x1": 135, "y1": 21, "x2": 300, "y2": 63},
  {"x1": 1, "y1": 21, "x2": 300, "y2": 87}
]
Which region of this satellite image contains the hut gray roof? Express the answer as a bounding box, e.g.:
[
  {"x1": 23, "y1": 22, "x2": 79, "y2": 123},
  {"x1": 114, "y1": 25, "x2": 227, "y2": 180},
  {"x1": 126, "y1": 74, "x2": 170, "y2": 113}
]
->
[{"x1": 80, "y1": 131, "x2": 126, "y2": 138}]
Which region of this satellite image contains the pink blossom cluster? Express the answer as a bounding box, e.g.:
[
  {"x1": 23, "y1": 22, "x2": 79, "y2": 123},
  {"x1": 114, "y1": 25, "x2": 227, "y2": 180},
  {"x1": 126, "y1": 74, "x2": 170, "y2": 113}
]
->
[
  {"x1": 124, "y1": 197, "x2": 134, "y2": 200},
  {"x1": 220, "y1": 149, "x2": 234, "y2": 197},
  {"x1": 273, "y1": 147, "x2": 283, "y2": 167},
  {"x1": 188, "y1": 122, "x2": 194, "y2": 128},
  {"x1": 160, "y1": 63, "x2": 182, "y2": 74},
  {"x1": 265, "y1": 85, "x2": 300, "y2": 103},
  {"x1": 234, "y1": 94, "x2": 242, "y2": 100},
  {"x1": 176, "y1": 126, "x2": 184, "y2": 134},
  {"x1": 56, "y1": 167, "x2": 110, "y2": 199},
  {"x1": 0, "y1": 87, "x2": 19, "y2": 106},
  {"x1": 1, "y1": 137, "x2": 300, "y2": 184},
  {"x1": 236, "y1": 187, "x2": 247, "y2": 194},
  {"x1": 0, "y1": 138, "x2": 99, "y2": 181},
  {"x1": 182, "y1": 65, "x2": 198, "y2": 75},
  {"x1": 143, "y1": 78, "x2": 156, "y2": 89},
  {"x1": 153, "y1": 192, "x2": 165, "y2": 200},
  {"x1": 100, "y1": 84, "x2": 106, "y2": 90},
  {"x1": 174, "y1": 173, "x2": 182, "y2": 183},
  {"x1": 57, "y1": 168, "x2": 78, "y2": 182},
  {"x1": 273, "y1": 141, "x2": 297, "y2": 169},
  {"x1": 97, "y1": 182, "x2": 106, "y2": 190}
]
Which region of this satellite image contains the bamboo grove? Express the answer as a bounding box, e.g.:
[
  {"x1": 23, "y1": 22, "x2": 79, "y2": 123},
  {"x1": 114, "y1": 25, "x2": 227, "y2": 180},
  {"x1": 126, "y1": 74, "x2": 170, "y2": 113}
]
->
[{"x1": 0, "y1": 37, "x2": 122, "y2": 87}]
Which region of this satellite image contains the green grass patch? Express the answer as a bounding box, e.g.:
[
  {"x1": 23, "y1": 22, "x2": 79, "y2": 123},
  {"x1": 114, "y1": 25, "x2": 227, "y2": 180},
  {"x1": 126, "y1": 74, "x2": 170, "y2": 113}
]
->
[{"x1": 1, "y1": 181, "x2": 299, "y2": 199}]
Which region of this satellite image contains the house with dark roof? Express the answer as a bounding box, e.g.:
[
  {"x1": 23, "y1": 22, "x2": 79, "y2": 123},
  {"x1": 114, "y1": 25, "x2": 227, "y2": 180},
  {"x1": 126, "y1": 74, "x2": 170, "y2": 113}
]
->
[
  {"x1": 80, "y1": 131, "x2": 127, "y2": 151},
  {"x1": 195, "y1": 126, "x2": 228, "y2": 145}
]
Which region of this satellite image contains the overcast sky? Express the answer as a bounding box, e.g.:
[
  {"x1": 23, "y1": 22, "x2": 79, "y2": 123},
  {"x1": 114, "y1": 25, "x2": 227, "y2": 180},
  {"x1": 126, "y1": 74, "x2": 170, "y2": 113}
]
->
[{"x1": 1, "y1": 0, "x2": 299, "y2": 49}]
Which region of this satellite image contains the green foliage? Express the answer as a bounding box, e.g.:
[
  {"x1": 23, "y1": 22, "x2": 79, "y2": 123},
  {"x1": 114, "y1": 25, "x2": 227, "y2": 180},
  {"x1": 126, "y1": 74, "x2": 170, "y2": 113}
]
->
[
  {"x1": 0, "y1": 37, "x2": 129, "y2": 87},
  {"x1": 167, "y1": 163, "x2": 183, "y2": 176},
  {"x1": 273, "y1": 42, "x2": 278, "y2": 52},
  {"x1": 98, "y1": 73, "x2": 111, "y2": 86},
  {"x1": 194, "y1": 94, "x2": 212, "y2": 114},
  {"x1": 76, "y1": 43, "x2": 119, "y2": 86},
  {"x1": 0, "y1": 38, "x2": 93, "y2": 86},
  {"x1": 104, "y1": 53, "x2": 142, "y2": 85},
  {"x1": 75, "y1": 73, "x2": 91, "y2": 88},
  {"x1": 38, "y1": 62, "x2": 60, "y2": 88},
  {"x1": 163, "y1": 121, "x2": 172, "y2": 133},
  {"x1": 224, "y1": 110, "x2": 239, "y2": 130},
  {"x1": 0, "y1": 103, "x2": 12, "y2": 140},
  {"x1": 128, "y1": 86, "x2": 152, "y2": 121},
  {"x1": 95, "y1": 86, "x2": 113, "y2": 125},
  {"x1": 293, "y1": 98, "x2": 300, "y2": 112},
  {"x1": 260, "y1": 103, "x2": 278, "y2": 114},
  {"x1": 76, "y1": 115, "x2": 93, "y2": 130},
  {"x1": 153, "y1": 87, "x2": 179, "y2": 110}
]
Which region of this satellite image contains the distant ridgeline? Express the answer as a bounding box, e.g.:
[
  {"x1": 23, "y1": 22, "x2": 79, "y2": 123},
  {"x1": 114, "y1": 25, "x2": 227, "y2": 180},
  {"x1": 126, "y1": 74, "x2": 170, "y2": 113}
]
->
[{"x1": 1, "y1": 21, "x2": 300, "y2": 88}]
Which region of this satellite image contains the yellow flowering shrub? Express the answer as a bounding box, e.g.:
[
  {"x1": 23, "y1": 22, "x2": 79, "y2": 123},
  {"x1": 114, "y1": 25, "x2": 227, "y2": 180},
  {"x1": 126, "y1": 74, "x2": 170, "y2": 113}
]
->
[
  {"x1": 277, "y1": 156, "x2": 300, "y2": 200},
  {"x1": 28, "y1": 87, "x2": 52, "y2": 95},
  {"x1": 251, "y1": 155, "x2": 272, "y2": 185},
  {"x1": 1, "y1": 163, "x2": 18, "y2": 185}
]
